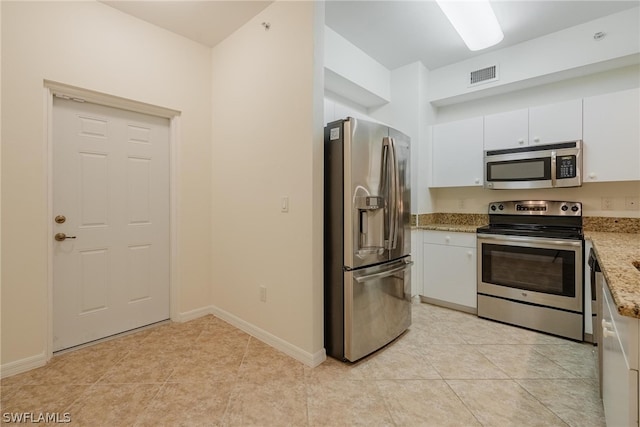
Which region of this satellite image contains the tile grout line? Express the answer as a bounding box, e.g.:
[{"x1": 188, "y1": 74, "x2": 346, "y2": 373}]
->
[
  {"x1": 512, "y1": 378, "x2": 572, "y2": 427},
  {"x1": 441, "y1": 378, "x2": 486, "y2": 427},
  {"x1": 371, "y1": 379, "x2": 400, "y2": 426},
  {"x1": 218, "y1": 332, "x2": 252, "y2": 425},
  {"x1": 60, "y1": 339, "x2": 140, "y2": 418}
]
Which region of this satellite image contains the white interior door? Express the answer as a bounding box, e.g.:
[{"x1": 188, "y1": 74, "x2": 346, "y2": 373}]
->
[{"x1": 52, "y1": 97, "x2": 170, "y2": 351}]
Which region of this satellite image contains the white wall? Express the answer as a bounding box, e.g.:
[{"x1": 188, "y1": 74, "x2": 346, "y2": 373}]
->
[
  {"x1": 430, "y1": 65, "x2": 640, "y2": 217},
  {"x1": 210, "y1": 1, "x2": 325, "y2": 366},
  {"x1": 370, "y1": 62, "x2": 427, "y2": 213},
  {"x1": 433, "y1": 181, "x2": 640, "y2": 218},
  {"x1": 324, "y1": 91, "x2": 383, "y2": 125},
  {"x1": 429, "y1": 7, "x2": 640, "y2": 105},
  {"x1": 324, "y1": 26, "x2": 390, "y2": 107},
  {"x1": 1, "y1": 1, "x2": 212, "y2": 370},
  {"x1": 324, "y1": 61, "x2": 437, "y2": 215},
  {"x1": 437, "y1": 65, "x2": 640, "y2": 123}
]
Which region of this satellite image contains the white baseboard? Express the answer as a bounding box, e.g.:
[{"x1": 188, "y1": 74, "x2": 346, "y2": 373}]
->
[
  {"x1": 2, "y1": 307, "x2": 326, "y2": 379},
  {"x1": 176, "y1": 305, "x2": 214, "y2": 323},
  {"x1": 1, "y1": 352, "x2": 47, "y2": 379},
  {"x1": 210, "y1": 305, "x2": 326, "y2": 368}
]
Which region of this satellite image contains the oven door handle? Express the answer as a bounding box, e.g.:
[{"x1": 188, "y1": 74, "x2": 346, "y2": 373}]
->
[{"x1": 477, "y1": 233, "x2": 583, "y2": 248}]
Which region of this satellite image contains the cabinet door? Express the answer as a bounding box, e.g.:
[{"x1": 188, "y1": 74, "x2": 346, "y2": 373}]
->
[
  {"x1": 601, "y1": 281, "x2": 639, "y2": 427},
  {"x1": 584, "y1": 241, "x2": 593, "y2": 339},
  {"x1": 423, "y1": 242, "x2": 477, "y2": 309},
  {"x1": 484, "y1": 108, "x2": 528, "y2": 150},
  {"x1": 432, "y1": 117, "x2": 483, "y2": 187},
  {"x1": 529, "y1": 99, "x2": 582, "y2": 145},
  {"x1": 410, "y1": 230, "x2": 423, "y2": 298},
  {"x1": 583, "y1": 88, "x2": 640, "y2": 182}
]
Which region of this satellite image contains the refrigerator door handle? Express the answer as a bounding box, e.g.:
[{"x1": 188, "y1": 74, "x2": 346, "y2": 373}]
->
[
  {"x1": 390, "y1": 137, "x2": 401, "y2": 250},
  {"x1": 383, "y1": 137, "x2": 398, "y2": 250},
  {"x1": 354, "y1": 261, "x2": 414, "y2": 283}
]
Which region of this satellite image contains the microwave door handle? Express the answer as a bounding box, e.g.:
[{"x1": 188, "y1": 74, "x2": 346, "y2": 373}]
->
[{"x1": 551, "y1": 150, "x2": 557, "y2": 187}]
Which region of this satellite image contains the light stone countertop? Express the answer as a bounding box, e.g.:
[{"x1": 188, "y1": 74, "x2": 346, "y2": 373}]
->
[
  {"x1": 412, "y1": 223, "x2": 640, "y2": 319},
  {"x1": 586, "y1": 231, "x2": 640, "y2": 319},
  {"x1": 413, "y1": 224, "x2": 478, "y2": 233},
  {"x1": 412, "y1": 213, "x2": 640, "y2": 319}
]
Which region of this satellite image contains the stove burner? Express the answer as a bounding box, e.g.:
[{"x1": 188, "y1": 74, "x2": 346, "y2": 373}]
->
[{"x1": 479, "y1": 200, "x2": 583, "y2": 241}]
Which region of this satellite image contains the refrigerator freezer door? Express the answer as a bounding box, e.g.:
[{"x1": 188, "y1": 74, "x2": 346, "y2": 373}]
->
[{"x1": 344, "y1": 257, "x2": 412, "y2": 362}]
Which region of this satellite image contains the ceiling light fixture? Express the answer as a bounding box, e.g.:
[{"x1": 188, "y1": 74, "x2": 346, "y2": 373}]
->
[{"x1": 436, "y1": 0, "x2": 504, "y2": 51}]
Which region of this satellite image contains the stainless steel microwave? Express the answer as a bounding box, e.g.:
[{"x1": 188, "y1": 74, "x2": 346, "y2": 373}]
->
[{"x1": 484, "y1": 141, "x2": 582, "y2": 189}]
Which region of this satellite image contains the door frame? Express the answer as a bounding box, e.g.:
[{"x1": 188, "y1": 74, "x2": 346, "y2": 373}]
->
[{"x1": 44, "y1": 80, "x2": 181, "y2": 360}]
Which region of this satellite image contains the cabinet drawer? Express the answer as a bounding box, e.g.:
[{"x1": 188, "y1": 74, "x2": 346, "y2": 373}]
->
[{"x1": 423, "y1": 230, "x2": 475, "y2": 247}]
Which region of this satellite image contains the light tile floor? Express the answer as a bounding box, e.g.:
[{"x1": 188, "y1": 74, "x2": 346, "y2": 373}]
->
[{"x1": 1, "y1": 301, "x2": 605, "y2": 426}]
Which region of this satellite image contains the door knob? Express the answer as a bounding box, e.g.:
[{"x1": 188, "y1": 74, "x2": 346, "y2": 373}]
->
[{"x1": 54, "y1": 233, "x2": 76, "y2": 241}]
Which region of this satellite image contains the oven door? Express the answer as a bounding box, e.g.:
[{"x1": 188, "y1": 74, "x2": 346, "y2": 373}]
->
[{"x1": 477, "y1": 234, "x2": 583, "y2": 312}]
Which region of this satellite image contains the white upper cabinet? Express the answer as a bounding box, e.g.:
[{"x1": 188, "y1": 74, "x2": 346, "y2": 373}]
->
[
  {"x1": 583, "y1": 88, "x2": 640, "y2": 182},
  {"x1": 432, "y1": 117, "x2": 484, "y2": 188},
  {"x1": 484, "y1": 108, "x2": 528, "y2": 150},
  {"x1": 528, "y1": 98, "x2": 583, "y2": 145},
  {"x1": 483, "y1": 99, "x2": 582, "y2": 151}
]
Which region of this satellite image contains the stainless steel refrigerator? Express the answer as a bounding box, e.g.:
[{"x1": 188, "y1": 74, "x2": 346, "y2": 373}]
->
[{"x1": 324, "y1": 117, "x2": 412, "y2": 362}]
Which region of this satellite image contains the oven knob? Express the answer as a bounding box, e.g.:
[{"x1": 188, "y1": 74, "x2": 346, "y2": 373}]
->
[
  {"x1": 491, "y1": 205, "x2": 497, "y2": 211},
  {"x1": 561, "y1": 205, "x2": 568, "y2": 211},
  {"x1": 498, "y1": 204, "x2": 504, "y2": 210},
  {"x1": 571, "y1": 205, "x2": 579, "y2": 212}
]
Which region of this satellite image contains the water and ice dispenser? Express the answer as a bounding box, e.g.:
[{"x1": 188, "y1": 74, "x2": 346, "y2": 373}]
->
[{"x1": 355, "y1": 196, "x2": 385, "y2": 256}]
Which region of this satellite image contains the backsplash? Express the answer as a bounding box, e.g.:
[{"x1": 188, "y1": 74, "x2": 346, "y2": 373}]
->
[
  {"x1": 430, "y1": 181, "x2": 640, "y2": 219},
  {"x1": 412, "y1": 212, "x2": 640, "y2": 233}
]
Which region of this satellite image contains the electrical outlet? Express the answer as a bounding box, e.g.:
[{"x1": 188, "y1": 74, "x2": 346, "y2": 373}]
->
[
  {"x1": 259, "y1": 286, "x2": 267, "y2": 302},
  {"x1": 625, "y1": 197, "x2": 640, "y2": 211},
  {"x1": 601, "y1": 197, "x2": 614, "y2": 211}
]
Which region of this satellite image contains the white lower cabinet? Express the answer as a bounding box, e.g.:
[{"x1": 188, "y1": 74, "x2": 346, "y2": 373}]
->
[
  {"x1": 410, "y1": 229, "x2": 423, "y2": 298},
  {"x1": 601, "y1": 277, "x2": 639, "y2": 427},
  {"x1": 421, "y1": 231, "x2": 476, "y2": 312}
]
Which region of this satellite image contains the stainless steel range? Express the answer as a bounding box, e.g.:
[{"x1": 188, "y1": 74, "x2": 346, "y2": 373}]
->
[{"x1": 477, "y1": 200, "x2": 584, "y2": 341}]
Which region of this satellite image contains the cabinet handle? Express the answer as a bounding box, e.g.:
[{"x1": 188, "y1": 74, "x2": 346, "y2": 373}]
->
[
  {"x1": 467, "y1": 251, "x2": 473, "y2": 256},
  {"x1": 589, "y1": 173, "x2": 597, "y2": 180},
  {"x1": 601, "y1": 319, "x2": 616, "y2": 338},
  {"x1": 533, "y1": 137, "x2": 540, "y2": 143},
  {"x1": 474, "y1": 178, "x2": 480, "y2": 184},
  {"x1": 445, "y1": 236, "x2": 450, "y2": 243},
  {"x1": 518, "y1": 139, "x2": 525, "y2": 145}
]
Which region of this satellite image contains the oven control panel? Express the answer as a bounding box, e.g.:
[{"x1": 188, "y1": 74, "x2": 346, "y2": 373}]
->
[{"x1": 488, "y1": 201, "x2": 582, "y2": 216}]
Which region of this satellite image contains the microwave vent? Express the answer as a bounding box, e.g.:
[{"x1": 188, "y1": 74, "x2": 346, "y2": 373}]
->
[{"x1": 469, "y1": 65, "x2": 498, "y2": 86}]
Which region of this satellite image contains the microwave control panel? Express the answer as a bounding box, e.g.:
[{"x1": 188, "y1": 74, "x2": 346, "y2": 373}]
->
[{"x1": 557, "y1": 155, "x2": 577, "y2": 178}]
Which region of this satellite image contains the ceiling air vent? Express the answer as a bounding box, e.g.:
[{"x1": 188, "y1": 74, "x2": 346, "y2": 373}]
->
[{"x1": 469, "y1": 65, "x2": 498, "y2": 86}]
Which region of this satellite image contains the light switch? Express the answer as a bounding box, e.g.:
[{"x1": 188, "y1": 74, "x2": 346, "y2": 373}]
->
[{"x1": 281, "y1": 196, "x2": 289, "y2": 213}]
